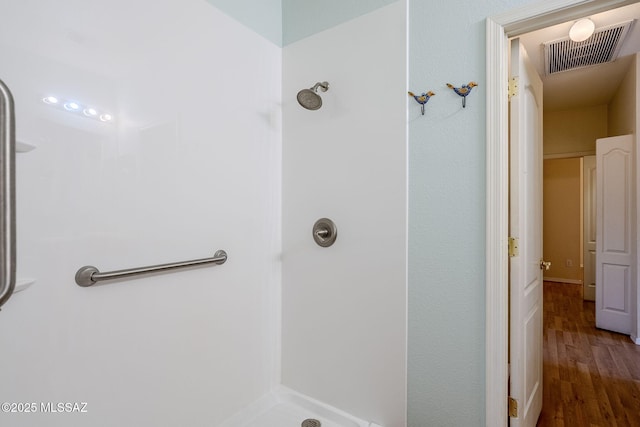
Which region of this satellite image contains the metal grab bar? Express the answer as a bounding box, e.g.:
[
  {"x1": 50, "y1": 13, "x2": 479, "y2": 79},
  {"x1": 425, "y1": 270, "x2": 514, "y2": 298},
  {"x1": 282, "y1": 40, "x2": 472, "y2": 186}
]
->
[
  {"x1": 75, "y1": 250, "x2": 228, "y2": 287},
  {"x1": 0, "y1": 79, "x2": 16, "y2": 310}
]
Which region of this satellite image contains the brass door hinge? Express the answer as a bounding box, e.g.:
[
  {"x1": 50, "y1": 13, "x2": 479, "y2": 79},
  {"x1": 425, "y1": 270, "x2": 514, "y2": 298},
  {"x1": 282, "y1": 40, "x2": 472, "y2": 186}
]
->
[
  {"x1": 508, "y1": 77, "x2": 519, "y2": 99},
  {"x1": 508, "y1": 397, "x2": 518, "y2": 418},
  {"x1": 508, "y1": 237, "x2": 519, "y2": 257}
]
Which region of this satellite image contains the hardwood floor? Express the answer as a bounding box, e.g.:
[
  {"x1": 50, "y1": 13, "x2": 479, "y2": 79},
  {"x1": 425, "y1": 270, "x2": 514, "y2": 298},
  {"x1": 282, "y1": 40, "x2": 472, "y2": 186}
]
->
[{"x1": 537, "y1": 281, "x2": 640, "y2": 427}]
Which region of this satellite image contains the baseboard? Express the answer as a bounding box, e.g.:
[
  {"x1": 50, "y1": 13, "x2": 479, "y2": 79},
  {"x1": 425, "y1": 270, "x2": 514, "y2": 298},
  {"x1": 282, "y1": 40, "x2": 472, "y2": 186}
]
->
[
  {"x1": 544, "y1": 277, "x2": 583, "y2": 285},
  {"x1": 631, "y1": 335, "x2": 640, "y2": 346}
]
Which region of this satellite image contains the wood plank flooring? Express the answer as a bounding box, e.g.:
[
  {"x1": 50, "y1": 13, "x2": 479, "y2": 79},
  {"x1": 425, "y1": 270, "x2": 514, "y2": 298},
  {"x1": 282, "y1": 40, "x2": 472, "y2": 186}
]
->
[{"x1": 537, "y1": 282, "x2": 640, "y2": 427}]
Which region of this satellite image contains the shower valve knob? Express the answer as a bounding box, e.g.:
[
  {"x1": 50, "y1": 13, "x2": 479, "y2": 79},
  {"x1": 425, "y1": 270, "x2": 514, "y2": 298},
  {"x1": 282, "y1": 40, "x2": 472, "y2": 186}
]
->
[
  {"x1": 312, "y1": 218, "x2": 337, "y2": 247},
  {"x1": 315, "y1": 229, "x2": 330, "y2": 238}
]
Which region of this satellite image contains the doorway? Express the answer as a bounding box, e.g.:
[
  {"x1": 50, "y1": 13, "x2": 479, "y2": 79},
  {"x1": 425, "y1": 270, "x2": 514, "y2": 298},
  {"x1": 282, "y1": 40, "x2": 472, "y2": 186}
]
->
[
  {"x1": 486, "y1": 0, "x2": 639, "y2": 425},
  {"x1": 542, "y1": 157, "x2": 584, "y2": 289}
]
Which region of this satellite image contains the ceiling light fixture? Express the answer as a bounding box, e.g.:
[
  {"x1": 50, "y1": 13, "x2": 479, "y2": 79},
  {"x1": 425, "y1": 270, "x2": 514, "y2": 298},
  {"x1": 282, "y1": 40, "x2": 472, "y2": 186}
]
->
[
  {"x1": 569, "y1": 18, "x2": 595, "y2": 42},
  {"x1": 42, "y1": 96, "x2": 114, "y2": 123}
]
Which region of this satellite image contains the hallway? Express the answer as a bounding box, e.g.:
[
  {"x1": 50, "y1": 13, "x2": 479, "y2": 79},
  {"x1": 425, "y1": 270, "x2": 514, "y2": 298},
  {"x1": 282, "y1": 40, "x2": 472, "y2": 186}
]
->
[{"x1": 537, "y1": 282, "x2": 640, "y2": 426}]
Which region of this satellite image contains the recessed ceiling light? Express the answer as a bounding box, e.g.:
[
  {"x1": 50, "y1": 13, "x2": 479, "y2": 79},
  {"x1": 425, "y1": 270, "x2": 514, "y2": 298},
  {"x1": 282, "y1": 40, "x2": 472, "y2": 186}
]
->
[
  {"x1": 99, "y1": 113, "x2": 113, "y2": 122},
  {"x1": 83, "y1": 108, "x2": 97, "y2": 117}
]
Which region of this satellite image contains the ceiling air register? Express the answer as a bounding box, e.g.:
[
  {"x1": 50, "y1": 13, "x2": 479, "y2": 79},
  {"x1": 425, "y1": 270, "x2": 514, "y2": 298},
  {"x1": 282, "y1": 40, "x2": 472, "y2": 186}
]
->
[{"x1": 543, "y1": 20, "x2": 634, "y2": 75}]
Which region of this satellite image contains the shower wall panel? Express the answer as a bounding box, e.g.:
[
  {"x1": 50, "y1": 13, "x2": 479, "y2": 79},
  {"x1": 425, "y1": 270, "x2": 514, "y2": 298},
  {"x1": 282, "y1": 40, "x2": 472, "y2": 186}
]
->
[
  {"x1": 0, "y1": 1, "x2": 281, "y2": 426},
  {"x1": 281, "y1": 3, "x2": 407, "y2": 427}
]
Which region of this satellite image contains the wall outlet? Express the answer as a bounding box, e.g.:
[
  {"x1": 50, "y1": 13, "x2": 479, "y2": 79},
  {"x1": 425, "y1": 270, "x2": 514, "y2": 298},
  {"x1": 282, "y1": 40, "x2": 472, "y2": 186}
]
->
[{"x1": 565, "y1": 259, "x2": 573, "y2": 267}]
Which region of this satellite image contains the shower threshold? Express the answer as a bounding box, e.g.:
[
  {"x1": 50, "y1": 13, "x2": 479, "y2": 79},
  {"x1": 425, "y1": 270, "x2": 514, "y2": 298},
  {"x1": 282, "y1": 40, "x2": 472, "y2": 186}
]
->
[{"x1": 218, "y1": 386, "x2": 381, "y2": 427}]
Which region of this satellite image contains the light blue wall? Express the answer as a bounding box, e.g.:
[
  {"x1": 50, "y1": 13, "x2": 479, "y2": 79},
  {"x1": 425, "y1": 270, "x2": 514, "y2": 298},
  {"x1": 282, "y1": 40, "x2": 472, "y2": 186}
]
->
[
  {"x1": 407, "y1": 0, "x2": 537, "y2": 425},
  {"x1": 204, "y1": 0, "x2": 396, "y2": 46},
  {"x1": 205, "y1": 0, "x2": 282, "y2": 45},
  {"x1": 282, "y1": 0, "x2": 397, "y2": 45}
]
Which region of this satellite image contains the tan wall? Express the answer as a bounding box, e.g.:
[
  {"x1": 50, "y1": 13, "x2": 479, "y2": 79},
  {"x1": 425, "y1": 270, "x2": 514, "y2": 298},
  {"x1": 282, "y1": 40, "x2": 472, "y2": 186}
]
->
[
  {"x1": 608, "y1": 53, "x2": 637, "y2": 136},
  {"x1": 543, "y1": 157, "x2": 582, "y2": 282},
  {"x1": 543, "y1": 105, "x2": 608, "y2": 156}
]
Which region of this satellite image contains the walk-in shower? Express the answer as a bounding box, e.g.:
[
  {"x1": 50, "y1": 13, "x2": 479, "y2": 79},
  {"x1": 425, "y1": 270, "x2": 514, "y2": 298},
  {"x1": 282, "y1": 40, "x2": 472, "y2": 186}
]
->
[
  {"x1": 297, "y1": 81, "x2": 329, "y2": 110},
  {"x1": 0, "y1": 1, "x2": 406, "y2": 426}
]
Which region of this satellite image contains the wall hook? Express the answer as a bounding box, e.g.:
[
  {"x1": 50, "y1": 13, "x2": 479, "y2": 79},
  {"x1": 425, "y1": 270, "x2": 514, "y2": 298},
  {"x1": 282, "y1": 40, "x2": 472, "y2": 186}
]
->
[
  {"x1": 446, "y1": 82, "x2": 477, "y2": 108},
  {"x1": 408, "y1": 91, "x2": 435, "y2": 115}
]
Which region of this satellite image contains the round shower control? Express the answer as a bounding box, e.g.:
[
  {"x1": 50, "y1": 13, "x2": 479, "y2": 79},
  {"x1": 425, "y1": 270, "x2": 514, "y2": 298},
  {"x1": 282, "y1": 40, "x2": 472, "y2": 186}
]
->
[{"x1": 312, "y1": 218, "x2": 337, "y2": 247}]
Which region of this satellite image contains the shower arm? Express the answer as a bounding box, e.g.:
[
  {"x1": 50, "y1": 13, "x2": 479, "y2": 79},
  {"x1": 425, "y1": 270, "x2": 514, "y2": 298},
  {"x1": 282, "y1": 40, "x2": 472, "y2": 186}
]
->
[
  {"x1": 0, "y1": 79, "x2": 16, "y2": 310},
  {"x1": 310, "y1": 82, "x2": 329, "y2": 93}
]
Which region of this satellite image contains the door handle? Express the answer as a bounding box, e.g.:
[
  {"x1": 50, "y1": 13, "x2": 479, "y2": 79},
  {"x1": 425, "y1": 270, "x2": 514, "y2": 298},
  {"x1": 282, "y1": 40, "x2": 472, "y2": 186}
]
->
[{"x1": 540, "y1": 260, "x2": 551, "y2": 271}]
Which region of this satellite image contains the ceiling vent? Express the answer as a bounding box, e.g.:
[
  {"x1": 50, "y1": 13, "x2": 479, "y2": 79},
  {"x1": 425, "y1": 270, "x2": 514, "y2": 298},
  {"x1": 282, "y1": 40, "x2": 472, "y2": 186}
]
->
[{"x1": 543, "y1": 20, "x2": 634, "y2": 75}]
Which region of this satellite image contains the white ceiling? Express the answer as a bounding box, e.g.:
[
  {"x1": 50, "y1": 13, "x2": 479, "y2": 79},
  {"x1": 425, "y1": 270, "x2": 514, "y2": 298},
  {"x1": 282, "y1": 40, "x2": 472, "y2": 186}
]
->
[{"x1": 519, "y1": 2, "x2": 640, "y2": 111}]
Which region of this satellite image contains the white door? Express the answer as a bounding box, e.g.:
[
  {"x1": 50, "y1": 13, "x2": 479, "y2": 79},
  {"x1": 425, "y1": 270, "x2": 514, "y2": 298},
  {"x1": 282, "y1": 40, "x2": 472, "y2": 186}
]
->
[
  {"x1": 583, "y1": 155, "x2": 596, "y2": 301},
  {"x1": 509, "y1": 39, "x2": 543, "y2": 427},
  {"x1": 596, "y1": 135, "x2": 634, "y2": 334}
]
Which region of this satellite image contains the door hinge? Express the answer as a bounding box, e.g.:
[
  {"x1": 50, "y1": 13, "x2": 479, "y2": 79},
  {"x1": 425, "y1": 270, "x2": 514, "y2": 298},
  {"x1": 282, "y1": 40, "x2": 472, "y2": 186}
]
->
[
  {"x1": 508, "y1": 397, "x2": 518, "y2": 418},
  {"x1": 508, "y1": 77, "x2": 519, "y2": 99},
  {"x1": 508, "y1": 237, "x2": 519, "y2": 257}
]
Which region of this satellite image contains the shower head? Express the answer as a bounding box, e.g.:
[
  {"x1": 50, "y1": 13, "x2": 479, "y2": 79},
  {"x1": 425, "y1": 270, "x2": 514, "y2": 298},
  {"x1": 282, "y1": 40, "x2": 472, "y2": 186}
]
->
[{"x1": 297, "y1": 81, "x2": 329, "y2": 110}]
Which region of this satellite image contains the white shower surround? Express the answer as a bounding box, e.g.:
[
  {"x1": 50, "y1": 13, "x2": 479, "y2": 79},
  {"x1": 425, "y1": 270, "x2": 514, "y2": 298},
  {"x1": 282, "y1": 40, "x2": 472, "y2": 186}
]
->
[
  {"x1": 0, "y1": 0, "x2": 281, "y2": 425},
  {"x1": 282, "y1": 3, "x2": 407, "y2": 426},
  {"x1": 0, "y1": 0, "x2": 406, "y2": 426}
]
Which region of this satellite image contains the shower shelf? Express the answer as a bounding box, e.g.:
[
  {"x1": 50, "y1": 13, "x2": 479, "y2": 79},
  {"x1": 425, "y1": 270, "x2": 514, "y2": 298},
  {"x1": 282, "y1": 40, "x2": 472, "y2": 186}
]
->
[
  {"x1": 16, "y1": 140, "x2": 36, "y2": 152},
  {"x1": 14, "y1": 278, "x2": 35, "y2": 294}
]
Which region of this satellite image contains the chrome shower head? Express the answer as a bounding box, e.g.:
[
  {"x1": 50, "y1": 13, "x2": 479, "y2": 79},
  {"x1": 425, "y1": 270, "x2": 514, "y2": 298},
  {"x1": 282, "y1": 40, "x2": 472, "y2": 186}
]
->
[{"x1": 297, "y1": 81, "x2": 329, "y2": 110}]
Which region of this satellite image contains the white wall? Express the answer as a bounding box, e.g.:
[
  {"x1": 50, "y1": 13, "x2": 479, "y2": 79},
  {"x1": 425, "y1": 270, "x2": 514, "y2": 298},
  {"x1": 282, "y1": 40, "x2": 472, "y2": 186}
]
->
[
  {"x1": 281, "y1": 3, "x2": 407, "y2": 427},
  {"x1": 0, "y1": 1, "x2": 281, "y2": 425}
]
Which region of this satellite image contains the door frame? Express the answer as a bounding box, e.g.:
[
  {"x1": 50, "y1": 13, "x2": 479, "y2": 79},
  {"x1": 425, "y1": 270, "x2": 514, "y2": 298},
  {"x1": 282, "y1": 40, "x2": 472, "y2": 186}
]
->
[
  {"x1": 485, "y1": 1, "x2": 636, "y2": 425},
  {"x1": 584, "y1": 155, "x2": 597, "y2": 301}
]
